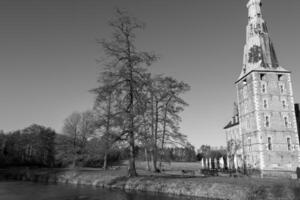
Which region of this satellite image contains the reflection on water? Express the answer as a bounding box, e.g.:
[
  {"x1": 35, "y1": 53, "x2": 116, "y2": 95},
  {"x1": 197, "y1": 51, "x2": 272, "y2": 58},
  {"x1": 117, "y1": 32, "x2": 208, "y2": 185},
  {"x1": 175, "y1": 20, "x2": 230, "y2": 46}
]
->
[{"x1": 0, "y1": 181, "x2": 205, "y2": 200}]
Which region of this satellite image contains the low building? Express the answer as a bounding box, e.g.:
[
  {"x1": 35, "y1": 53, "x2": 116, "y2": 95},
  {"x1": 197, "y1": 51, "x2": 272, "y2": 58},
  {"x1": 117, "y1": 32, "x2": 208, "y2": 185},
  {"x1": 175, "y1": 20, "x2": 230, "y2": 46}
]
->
[{"x1": 224, "y1": 115, "x2": 243, "y2": 169}]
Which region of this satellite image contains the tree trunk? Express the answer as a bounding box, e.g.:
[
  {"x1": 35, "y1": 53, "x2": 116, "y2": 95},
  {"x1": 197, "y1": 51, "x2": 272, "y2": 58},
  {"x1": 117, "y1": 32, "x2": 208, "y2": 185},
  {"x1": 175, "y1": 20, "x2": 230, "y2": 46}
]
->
[
  {"x1": 125, "y1": 32, "x2": 138, "y2": 177},
  {"x1": 103, "y1": 93, "x2": 112, "y2": 171},
  {"x1": 72, "y1": 131, "x2": 77, "y2": 168},
  {"x1": 159, "y1": 102, "x2": 169, "y2": 169},
  {"x1": 145, "y1": 148, "x2": 151, "y2": 171},
  {"x1": 103, "y1": 151, "x2": 108, "y2": 170},
  {"x1": 128, "y1": 130, "x2": 137, "y2": 177},
  {"x1": 152, "y1": 100, "x2": 159, "y2": 172}
]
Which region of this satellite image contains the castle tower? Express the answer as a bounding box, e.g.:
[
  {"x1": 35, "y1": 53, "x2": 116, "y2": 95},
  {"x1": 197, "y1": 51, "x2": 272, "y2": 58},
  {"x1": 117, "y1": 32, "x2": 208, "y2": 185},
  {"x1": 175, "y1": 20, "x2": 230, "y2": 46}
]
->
[{"x1": 236, "y1": 0, "x2": 300, "y2": 175}]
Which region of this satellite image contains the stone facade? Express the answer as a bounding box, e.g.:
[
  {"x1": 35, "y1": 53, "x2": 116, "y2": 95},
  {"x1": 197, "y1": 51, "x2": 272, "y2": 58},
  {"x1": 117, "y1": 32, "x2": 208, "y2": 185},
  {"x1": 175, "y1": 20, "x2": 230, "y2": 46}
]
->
[{"x1": 225, "y1": 0, "x2": 300, "y2": 176}]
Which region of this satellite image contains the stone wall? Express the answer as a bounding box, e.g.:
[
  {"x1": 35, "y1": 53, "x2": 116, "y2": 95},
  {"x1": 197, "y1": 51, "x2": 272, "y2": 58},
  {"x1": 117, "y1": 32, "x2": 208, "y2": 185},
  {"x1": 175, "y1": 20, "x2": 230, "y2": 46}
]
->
[{"x1": 236, "y1": 70, "x2": 300, "y2": 172}]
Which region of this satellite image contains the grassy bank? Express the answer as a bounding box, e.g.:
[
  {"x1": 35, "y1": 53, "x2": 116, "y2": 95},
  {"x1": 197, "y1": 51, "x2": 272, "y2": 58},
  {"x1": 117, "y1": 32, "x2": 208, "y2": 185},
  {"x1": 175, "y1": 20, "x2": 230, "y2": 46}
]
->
[{"x1": 1, "y1": 162, "x2": 300, "y2": 200}]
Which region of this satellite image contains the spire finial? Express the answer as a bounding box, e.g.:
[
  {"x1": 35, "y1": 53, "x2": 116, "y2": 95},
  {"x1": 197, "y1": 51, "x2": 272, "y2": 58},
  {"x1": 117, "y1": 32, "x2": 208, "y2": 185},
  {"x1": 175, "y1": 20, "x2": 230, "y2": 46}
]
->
[{"x1": 247, "y1": 0, "x2": 262, "y2": 20}]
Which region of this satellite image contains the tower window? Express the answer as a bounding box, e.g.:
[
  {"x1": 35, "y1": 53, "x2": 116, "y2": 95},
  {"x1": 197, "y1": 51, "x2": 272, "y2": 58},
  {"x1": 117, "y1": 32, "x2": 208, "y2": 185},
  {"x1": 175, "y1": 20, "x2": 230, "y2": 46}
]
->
[
  {"x1": 282, "y1": 100, "x2": 286, "y2": 109},
  {"x1": 267, "y1": 137, "x2": 272, "y2": 151},
  {"x1": 263, "y1": 99, "x2": 268, "y2": 109},
  {"x1": 284, "y1": 116, "x2": 289, "y2": 128},
  {"x1": 278, "y1": 74, "x2": 283, "y2": 81},
  {"x1": 279, "y1": 83, "x2": 285, "y2": 93},
  {"x1": 287, "y1": 137, "x2": 291, "y2": 151},
  {"x1": 265, "y1": 115, "x2": 270, "y2": 127},
  {"x1": 261, "y1": 82, "x2": 267, "y2": 93},
  {"x1": 260, "y1": 73, "x2": 266, "y2": 80}
]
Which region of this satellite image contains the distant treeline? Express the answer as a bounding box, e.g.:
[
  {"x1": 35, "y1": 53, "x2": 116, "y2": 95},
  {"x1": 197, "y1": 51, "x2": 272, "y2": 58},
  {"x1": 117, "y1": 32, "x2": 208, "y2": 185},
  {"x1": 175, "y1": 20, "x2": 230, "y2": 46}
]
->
[
  {"x1": 0, "y1": 125, "x2": 55, "y2": 167},
  {"x1": 0, "y1": 124, "x2": 124, "y2": 168},
  {"x1": 0, "y1": 124, "x2": 196, "y2": 168}
]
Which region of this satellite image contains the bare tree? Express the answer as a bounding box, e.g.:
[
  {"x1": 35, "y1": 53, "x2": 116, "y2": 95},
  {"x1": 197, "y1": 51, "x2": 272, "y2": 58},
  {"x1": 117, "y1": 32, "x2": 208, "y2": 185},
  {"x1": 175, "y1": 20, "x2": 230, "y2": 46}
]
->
[
  {"x1": 63, "y1": 112, "x2": 81, "y2": 167},
  {"x1": 62, "y1": 111, "x2": 95, "y2": 167},
  {"x1": 145, "y1": 76, "x2": 189, "y2": 170},
  {"x1": 78, "y1": 110, "x2": 96, "y2": 156},
  {"x1": 97, "y1": 9, "x2": 157, "y2": 176},
  {"x1": 91, "y1": 80, "x2": 124, "y2": 169},
  {"x1": 157, "y1": 77, "x2": 190, "y2": 168}
]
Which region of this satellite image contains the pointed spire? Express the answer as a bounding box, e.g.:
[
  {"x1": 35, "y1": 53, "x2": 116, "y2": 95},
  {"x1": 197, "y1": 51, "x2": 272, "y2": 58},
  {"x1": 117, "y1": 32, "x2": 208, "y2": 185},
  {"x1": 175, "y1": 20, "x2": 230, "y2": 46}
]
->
[{"x1": 239, "y1": 0, "x2": 284, "y2": 79}]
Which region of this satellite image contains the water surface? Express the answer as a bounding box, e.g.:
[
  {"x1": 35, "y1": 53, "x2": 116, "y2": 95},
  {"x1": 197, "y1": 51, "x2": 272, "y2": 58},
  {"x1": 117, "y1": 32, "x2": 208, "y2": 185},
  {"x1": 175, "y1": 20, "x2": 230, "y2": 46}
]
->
[{"x1": 0, "y1": 181, "x2": 206, "y2": 200}]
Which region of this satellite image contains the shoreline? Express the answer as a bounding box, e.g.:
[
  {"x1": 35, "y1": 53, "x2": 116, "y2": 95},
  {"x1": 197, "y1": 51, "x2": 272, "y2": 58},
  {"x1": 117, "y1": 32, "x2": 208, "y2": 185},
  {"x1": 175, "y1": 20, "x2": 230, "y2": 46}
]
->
[{"x1": 1, "y1": 167, "x2": 300, "y2": 200}]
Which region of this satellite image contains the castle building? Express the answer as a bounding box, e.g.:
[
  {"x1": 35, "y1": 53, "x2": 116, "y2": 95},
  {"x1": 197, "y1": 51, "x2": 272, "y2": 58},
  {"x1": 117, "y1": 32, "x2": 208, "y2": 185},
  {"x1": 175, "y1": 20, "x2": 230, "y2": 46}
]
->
[{"x1": 225, "y1": 0, "x2": 300, "y2": 176}]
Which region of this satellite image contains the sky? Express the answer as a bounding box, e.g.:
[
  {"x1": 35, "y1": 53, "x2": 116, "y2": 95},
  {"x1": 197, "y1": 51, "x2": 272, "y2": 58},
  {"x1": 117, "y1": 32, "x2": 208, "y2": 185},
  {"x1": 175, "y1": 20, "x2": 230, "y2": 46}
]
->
[{"x1": 0, "y1": 0, "x2": 300, "y2": 149}]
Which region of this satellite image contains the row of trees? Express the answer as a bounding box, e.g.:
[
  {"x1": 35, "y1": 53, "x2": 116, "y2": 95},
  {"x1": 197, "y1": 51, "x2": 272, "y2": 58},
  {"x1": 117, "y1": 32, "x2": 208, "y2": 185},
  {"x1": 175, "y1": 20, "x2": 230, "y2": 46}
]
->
[
  {"x1": 60, "y1": 9, "x2": 191, "y2": 176},
  {"x1": 0, "y1": 10, "x2": 192, "y2": 175},
  {"x1": 0, "y1": 121, "x2": 196, "y2": 169},
  {"x1": 0, "y1": 124, "x2": 125, "y2": 168}
]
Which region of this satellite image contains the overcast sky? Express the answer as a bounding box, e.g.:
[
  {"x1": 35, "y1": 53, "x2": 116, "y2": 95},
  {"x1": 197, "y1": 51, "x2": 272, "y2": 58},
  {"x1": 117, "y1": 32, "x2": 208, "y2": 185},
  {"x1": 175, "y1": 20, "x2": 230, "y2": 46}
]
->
[{"x1": 0, "y1": 0, "x2": 300, "y2": 148}]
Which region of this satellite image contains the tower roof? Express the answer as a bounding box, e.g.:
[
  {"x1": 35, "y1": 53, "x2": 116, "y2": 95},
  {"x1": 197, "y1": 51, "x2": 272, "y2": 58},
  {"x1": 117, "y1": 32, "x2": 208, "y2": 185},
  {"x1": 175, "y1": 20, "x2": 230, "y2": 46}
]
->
[{"x1": 238, "y1": 0, "x2": 288, "y2": 80}]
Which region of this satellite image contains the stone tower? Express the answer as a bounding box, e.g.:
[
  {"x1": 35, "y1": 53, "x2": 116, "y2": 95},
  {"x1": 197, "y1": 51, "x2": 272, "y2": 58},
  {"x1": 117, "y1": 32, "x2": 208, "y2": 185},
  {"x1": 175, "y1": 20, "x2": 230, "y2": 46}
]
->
[{"x1": 236, "y1": 0, "x2": 300, "y2": 175}]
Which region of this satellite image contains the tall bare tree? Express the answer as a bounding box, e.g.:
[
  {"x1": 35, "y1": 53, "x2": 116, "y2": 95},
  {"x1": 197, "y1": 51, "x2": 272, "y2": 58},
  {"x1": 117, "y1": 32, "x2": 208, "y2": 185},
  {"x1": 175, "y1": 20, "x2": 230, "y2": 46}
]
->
[
  {"x1": 97, "y1": 9, "x2": 157, "y2": 176},
  {"x1": 157, "y1": 77, "x2": 190, "y2": 168}
]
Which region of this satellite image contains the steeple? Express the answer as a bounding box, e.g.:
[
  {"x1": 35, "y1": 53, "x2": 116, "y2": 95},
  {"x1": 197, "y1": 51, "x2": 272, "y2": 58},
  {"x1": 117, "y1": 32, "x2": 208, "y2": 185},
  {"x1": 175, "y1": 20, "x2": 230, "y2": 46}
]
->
[
  {"x1": 239, "y1": 0, "x2": 285, "y2": 79},
  {"x1": 231, "y1": 0, "x2": 300, "y2": 177}
]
